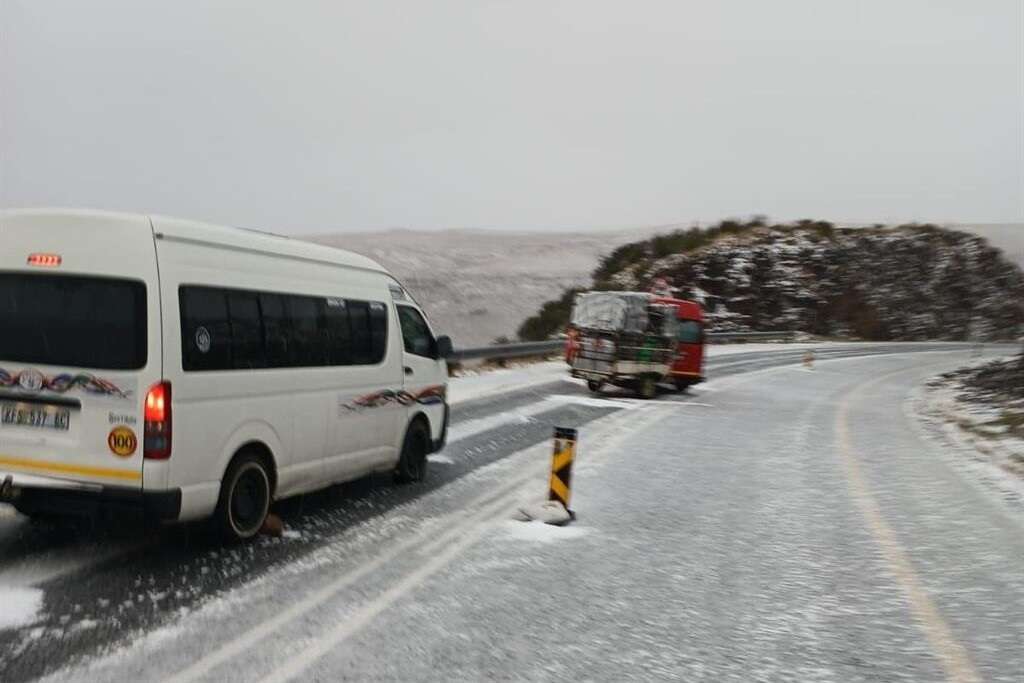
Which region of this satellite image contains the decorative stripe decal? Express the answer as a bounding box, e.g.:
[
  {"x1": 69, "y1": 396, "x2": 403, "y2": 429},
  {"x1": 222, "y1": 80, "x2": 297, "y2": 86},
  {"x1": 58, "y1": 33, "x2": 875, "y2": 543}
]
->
[
  {"x1": 0, "y1": 368, "x2": 131, "y2": 399},
  {"x1": 0, "y1": 455, "x2": 142, "y2": 481},
  {"x1": 345, "y1": 385, "x2": 446, "y2": 411}
]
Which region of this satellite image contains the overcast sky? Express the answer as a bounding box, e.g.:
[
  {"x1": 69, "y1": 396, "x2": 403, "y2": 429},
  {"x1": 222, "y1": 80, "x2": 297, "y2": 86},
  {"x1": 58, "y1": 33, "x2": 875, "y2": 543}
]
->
[{"x1": 1, "y1": 1, "x2": 1021, "y2": 234}]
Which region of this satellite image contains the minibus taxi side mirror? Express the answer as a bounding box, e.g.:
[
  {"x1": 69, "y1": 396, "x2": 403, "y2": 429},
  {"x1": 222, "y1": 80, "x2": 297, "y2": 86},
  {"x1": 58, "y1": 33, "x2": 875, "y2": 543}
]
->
[{"x1": 435, "y1": 335, "x2": 454, "y2": 360}]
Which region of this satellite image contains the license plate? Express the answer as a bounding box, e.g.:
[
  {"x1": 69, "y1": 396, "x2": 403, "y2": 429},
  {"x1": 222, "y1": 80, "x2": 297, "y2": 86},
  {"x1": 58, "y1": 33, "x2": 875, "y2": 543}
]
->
[{"x1": 0, "y1": 402, "x2": 70, "y2": 431}]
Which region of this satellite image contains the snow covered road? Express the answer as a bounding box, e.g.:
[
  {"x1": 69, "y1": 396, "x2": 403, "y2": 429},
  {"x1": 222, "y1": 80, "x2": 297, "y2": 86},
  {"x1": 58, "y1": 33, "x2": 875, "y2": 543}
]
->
[{"x1": 2, "y1": 343, "x2": 1020, "y2": 681}]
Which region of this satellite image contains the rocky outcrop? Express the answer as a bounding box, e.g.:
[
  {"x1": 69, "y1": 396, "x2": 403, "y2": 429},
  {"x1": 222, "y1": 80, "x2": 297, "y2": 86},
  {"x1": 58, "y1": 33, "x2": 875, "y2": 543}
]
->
[{"x1": 519, "y1": 220, "x2": 1024, "y2": 341}]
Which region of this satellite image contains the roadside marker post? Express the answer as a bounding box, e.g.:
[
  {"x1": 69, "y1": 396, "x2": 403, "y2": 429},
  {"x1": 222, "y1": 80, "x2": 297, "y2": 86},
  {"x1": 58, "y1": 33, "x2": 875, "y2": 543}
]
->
[{"x1": 549, "y1": 427, "x2": 577, "y2": 519}]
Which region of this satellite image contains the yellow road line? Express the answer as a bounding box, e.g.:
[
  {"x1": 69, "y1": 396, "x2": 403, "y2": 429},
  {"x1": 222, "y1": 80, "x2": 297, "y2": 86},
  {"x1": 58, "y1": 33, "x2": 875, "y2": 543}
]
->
[
  {"x1": 0, "y1": 455, "x2": 141, "y2": 482},
  {"x1": 836, "y1": 373, "x2": 980, "y2": 683}
]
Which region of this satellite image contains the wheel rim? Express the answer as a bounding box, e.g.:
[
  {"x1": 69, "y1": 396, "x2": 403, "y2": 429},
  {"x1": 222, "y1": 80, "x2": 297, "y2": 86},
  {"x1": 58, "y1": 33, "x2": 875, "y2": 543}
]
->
[{"x1": 229, "y1": 464, "x2": 269, "y2": 537}]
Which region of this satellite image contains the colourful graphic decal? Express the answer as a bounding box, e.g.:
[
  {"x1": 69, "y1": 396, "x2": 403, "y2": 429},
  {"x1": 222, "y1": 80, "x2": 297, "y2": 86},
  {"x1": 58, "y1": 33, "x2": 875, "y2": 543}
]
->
[
  {"x1": 345, "y1": 385, "x2": 446, "y2": 411},
  {"x1": 0, "y1": 368, "x2": 131, "y2": 399}
]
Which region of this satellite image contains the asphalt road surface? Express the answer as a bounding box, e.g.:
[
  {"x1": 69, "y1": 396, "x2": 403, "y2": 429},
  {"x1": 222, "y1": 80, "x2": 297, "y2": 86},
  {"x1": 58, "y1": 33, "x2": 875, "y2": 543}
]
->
[{"x1": 1, "y1": 343, "x2": 1021, "y2": 682}]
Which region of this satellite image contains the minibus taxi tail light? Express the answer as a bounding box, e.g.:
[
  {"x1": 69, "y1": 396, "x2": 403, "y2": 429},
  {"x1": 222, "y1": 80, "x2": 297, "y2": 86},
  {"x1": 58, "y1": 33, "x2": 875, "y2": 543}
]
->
[{"x1": 144, "y1": 381, "x2": 172, "y2": 460}]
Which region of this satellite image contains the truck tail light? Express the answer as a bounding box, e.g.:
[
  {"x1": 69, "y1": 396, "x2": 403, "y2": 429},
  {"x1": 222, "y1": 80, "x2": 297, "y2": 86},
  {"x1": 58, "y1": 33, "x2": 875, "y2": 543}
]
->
[{"x1": 144, "y1": 381, "x2": 172, "y2": 460}]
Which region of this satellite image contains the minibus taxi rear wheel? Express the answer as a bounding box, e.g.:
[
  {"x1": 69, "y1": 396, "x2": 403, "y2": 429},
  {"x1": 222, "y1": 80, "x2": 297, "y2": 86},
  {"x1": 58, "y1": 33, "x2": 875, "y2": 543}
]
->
[
  {"x1": 394, "y1": 420, "x2": 429, "y2": 484},
  {"x1": 216, "y1": 450, "x2": 272, "y2": 542}
]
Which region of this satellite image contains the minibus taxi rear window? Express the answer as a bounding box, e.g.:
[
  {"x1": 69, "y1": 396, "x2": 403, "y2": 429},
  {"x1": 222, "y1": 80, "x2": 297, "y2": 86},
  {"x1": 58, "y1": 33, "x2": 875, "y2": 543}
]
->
[{"x1": 0, "y1": 272, "x2": 147, "y2": 370}]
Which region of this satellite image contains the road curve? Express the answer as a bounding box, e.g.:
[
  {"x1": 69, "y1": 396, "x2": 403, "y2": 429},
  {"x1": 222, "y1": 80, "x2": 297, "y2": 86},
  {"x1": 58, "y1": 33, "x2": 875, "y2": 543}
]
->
[{"x1": 1, "y1": 343, "x2": 1019, "y2": 682}]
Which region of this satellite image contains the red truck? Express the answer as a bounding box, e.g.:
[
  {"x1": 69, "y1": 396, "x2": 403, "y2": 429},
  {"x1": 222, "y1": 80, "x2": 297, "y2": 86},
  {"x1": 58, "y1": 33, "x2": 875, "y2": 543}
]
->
[
  {"x1": 565, "y1": 291, "x2": 705, "y2": 397},
  {"x1": 653, "y1": 295, "x2": 705, "y2": 390}
]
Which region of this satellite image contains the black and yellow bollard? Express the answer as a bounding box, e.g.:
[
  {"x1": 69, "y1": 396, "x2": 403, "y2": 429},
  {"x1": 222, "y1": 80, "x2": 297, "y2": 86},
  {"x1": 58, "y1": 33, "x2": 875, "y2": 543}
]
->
[{"x1": 549, "y1": 427, "x2": 577, "y2": 518}]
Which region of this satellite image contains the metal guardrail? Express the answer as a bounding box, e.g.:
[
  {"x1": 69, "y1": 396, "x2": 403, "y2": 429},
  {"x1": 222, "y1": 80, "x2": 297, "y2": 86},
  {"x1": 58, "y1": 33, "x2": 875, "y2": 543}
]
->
[
  {"x1": 706, "y1": 331, "x2": 796, "y2": 342},
  {"x1": 448, "y1": 340, "x2": 564, "y2": 362},
  {"x1": 448, "y1": 331, "x2": 795, "y2": 362}
]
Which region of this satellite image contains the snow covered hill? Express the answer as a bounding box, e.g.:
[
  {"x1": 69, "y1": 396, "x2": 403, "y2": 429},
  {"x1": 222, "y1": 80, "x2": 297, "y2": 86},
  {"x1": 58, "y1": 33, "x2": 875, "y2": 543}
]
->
[{"x1": 520, "y1": 220, "x2": 1024, "y2": 341}]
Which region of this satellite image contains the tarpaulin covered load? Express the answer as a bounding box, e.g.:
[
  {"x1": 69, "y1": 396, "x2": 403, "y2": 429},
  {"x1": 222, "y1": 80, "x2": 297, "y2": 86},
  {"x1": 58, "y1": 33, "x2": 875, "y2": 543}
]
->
[
  {"x1": 571, "y1": 292, "x2": 679, "y2": 338},
  {"x1": 571, "y1": 292, "x2": 653, "y2": 334}
]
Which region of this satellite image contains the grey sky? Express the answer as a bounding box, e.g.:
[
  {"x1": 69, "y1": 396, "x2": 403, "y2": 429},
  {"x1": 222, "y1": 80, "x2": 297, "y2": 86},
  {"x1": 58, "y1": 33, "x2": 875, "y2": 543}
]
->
[{"x1": 1, "y1": 1, "x2": 1021, "y2": 234}]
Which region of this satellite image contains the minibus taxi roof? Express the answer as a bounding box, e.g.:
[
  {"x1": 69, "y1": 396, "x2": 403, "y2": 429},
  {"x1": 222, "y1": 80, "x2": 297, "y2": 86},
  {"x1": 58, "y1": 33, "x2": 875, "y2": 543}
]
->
[{"x1": 0, "y1": 208, "x2": 389, "y2": 276}]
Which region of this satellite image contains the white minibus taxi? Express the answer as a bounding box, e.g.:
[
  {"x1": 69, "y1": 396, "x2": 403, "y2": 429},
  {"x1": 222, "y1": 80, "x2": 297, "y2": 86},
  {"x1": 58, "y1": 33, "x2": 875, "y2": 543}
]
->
[{"x1": 0, "y1": 209, "x2": 452, "y2": 540}]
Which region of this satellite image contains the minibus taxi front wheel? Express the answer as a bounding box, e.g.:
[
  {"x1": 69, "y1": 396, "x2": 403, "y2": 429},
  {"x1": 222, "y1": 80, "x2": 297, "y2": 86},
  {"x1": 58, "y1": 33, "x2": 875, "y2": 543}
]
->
[
  {"x1": 394, "y1": 419, "x2": 430, "y2": 484},
  {"x1": 216, "y1": 448, "x2": 273, "y2": 541}
]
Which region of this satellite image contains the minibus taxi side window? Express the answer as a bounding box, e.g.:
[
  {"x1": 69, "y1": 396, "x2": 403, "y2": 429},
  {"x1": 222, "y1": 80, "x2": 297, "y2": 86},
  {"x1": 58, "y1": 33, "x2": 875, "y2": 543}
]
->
[
  {"x1": 286, "y1": 296, "x2": 327, "y2": 367},
  {"x1": 259, "y1": 293, "x2": 290, "y2": 367},
  {"x1": 227, "y1": 291, "x2": 266, "y2": 369},
  {"x1": 396, "y1": 306, "x2": 436, "y2": 358},
  {"x1": 324, "y1": 298, "x2": 352, "y2": 366},
  {"x1": 369, "y1": 302, "x2": 388, "y2": 363},
  {"x1": 180, "y1": 287, "x2": 232, "y2": 371},
  {"x1": 347, "y1": 301, "x2": 373, "y2": 365}
]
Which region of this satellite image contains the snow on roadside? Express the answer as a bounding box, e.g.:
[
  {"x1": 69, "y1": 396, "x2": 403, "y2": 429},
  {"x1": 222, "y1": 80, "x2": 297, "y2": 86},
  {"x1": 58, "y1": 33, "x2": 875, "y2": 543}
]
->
[
  {"x1": 446, "y1": 393, "x2": 640, "y2": 444},
  {"x1": 497, "y1": 520, "x2": 590, "y2": 544},
  {"x1": 922, "y1": 363, "x2": 1024, "y2": 481},
  {"x1": 0, "y1": 586, "x2": 43, "y2": 629},
  {"x1": 448, "y1": 360, "x2": 574, "y2": 404},
  {"x1": 909, "y1": 358, "x2": 1024, "y2": 513}
]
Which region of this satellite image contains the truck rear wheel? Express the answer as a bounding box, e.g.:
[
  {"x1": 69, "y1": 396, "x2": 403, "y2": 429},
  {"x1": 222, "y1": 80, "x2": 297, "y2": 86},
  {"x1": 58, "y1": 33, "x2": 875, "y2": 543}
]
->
[{"x1": 586, "y1": 379, "x2": 604, "y2": 394}]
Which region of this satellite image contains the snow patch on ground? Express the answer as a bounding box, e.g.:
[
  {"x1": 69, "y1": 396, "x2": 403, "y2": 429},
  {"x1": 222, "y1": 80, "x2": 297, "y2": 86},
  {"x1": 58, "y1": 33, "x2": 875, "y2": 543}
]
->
[
  {"x1": 908, "y1": 365, "x2": 1024, "y2": 517},
  {"x1": 922, "y1": 367, "x2": 1024, "y2": 481},
  {"x1": 445, "y1": 392, "x2": 636, "y2": 444},
  {"x1": 498, "y1": 520, "x2": 590, "y2": 544},
  {"x1": 448, "y1": 361, "x2": 573, "y2": 405},
  {"x1": 428, "y1": 454, "x2": 455, "y2": 465},
  {"x1": 0, "y1": 586, "x2": 44, "y2": 629}
]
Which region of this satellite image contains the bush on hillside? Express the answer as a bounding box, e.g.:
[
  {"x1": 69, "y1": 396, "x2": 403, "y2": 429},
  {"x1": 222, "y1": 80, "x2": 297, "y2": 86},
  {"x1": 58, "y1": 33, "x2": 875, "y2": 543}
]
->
[{"x1": 518, "y1": 219, "x2": 1024, "y2": 343}]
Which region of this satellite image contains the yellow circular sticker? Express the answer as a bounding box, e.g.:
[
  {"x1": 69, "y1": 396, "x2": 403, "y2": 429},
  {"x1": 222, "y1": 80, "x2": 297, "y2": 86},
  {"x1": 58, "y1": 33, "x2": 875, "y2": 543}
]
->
[{"x1": 108, "y1": 426, "x2": 138, "y2": 457}]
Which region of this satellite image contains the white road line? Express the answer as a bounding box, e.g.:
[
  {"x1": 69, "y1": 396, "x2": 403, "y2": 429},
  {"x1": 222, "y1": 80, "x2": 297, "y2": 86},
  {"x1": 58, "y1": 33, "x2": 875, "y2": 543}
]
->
[
  {"x1": 168, "y1": 404, "x2": 664, "y2": 683},
  {"x1": 259, "y1": 489, "x2": 521, "y2": 683},
  {"x1": 163, "y1": 471, "x2": 538, "y2": 683},
  {"x1": 259, "y1": 404, "x2": 674, "y2": 683},
  {"x1": 837, "y1": 367, "x2": 981, "y2": 683}
]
